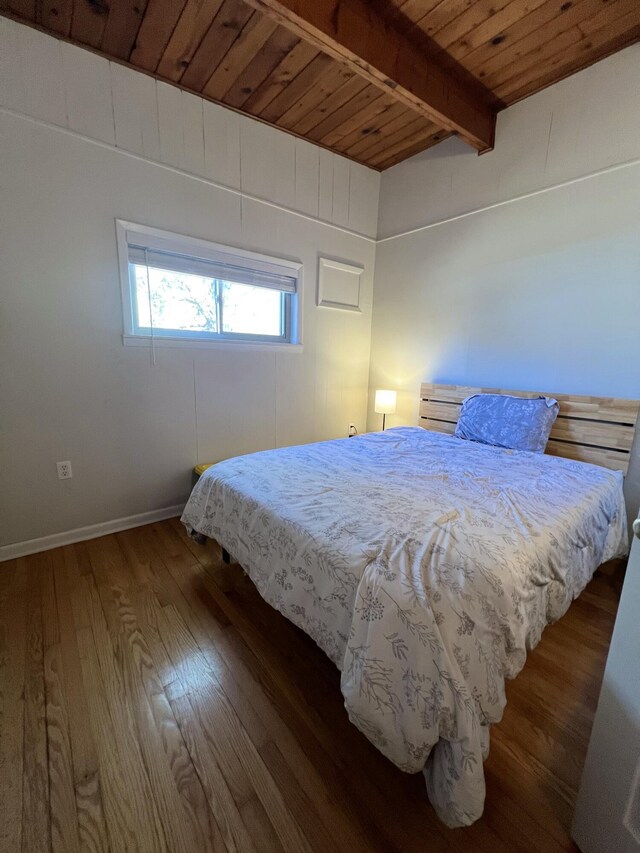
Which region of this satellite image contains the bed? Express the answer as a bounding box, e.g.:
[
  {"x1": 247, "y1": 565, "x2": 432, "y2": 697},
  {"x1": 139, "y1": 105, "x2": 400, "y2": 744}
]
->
[{"x1": 181, "y1": 383, "x2": 639, "y2": 827}]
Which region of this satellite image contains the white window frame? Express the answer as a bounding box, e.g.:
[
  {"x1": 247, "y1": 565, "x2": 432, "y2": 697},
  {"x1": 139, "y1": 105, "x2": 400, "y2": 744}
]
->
[{"x1": 116, "y1": 221, "x2": 303, "y2": 350}]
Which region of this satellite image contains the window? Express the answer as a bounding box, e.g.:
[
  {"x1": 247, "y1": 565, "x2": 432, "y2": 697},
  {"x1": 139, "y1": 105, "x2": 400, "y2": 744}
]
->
[{"x1": 117, "y1": 222, "x2": 301, "y2": 347}]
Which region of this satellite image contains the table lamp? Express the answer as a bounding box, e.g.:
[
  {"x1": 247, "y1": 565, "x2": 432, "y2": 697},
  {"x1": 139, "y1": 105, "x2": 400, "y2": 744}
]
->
[{"x1": 374, "y1": 389, "x2": 397, "y2": 430}]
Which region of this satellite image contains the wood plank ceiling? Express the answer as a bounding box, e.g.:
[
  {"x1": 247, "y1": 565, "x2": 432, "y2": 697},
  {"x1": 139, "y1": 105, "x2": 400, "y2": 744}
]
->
[{"x1": 2, "y1": 0, "x2": 639, "y2": 170}]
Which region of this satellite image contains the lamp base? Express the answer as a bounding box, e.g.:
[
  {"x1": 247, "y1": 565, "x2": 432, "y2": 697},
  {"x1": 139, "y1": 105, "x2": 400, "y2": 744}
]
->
[{"x1": 382, "y1": 413, "x2": 386, "y2": 431}]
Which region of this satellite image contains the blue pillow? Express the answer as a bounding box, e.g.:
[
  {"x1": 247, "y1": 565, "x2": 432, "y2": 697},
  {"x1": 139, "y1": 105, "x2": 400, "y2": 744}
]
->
[{"x1": 454, "y1": 393, "x2": 559, "y2": 453}]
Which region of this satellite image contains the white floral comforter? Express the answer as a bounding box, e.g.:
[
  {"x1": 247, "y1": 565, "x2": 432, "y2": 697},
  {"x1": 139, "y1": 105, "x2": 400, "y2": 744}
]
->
[{"x1": 181, "y1": 427, "x2": 627, "y2": 827}]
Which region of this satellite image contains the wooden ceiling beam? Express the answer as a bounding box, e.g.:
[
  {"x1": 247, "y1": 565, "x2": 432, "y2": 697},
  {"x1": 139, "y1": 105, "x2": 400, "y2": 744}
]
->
[{"x1": 241, "y1": 0, "x2": 497, "y2": 152}]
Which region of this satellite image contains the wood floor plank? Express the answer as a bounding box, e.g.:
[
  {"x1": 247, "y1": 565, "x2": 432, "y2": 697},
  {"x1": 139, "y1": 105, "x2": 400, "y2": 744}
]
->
[
  {"x1": 54, "y1": 547, "x2": 110, "y2": 851},
  {"x1": 44, "y1": 642, "x2": 81, "y2": 853},
  {"x1": 158, "y1": 604, "x2": 257, "y2": 807},
  {"x1": 482, "y1": 764, "x2": 567, "y2": 853},
  {"x1": 198, "y1": 622, "x2": 381, "y2": 850},
  {"x1": 0, "y1": 560, "x2": 27, "y2": 853},
  {"x1": 41, "y1": 549, "x2": 60, "y2": 650},
  {"x1": 188, "y1": 684, "x2": 314, "y2": 853},
  {"x1": 50, "y1": 548, "x2": 111, "y2": 853},
  {"x1": 118, "y1": 526, "x2": 182, "y2": 608},
  {"x1": 75, "y1": 575, "x2": 168, "y2": 853},
  {"x1": 238, "y1": 796, "x2": 284, "y2": 853},
  {"x1": 119, "y1": 667, "x2": 209, "y2": 853},
  {"x1": 74, "y1": 772, "x2": 111, "y2": 853},
  {"x1": 147, "y1": 690, "x2": 228, "y2": 852},
  {"x1": 4, "y1": 521, "x2": 624, "y2": 851},
  {"x1": 141, "y1": 527, "x2": 275, "y2": 749},
  {"x1": 146, "y1": 522, "x2": 229, "y2": 627},
  {"x1": 169, "y1": 691, "x2": 258, "y2": 853},
  {"x1": 22, "y1": 555, "x2": 52, "y2": 851},
  {"x1": 84, "y1": 535, "x2": 225, "y2": 853},
  {"x1": 75, "y1": 619, "x2": 147, "y2": 853},
  {"x1": 258, "y1": 740, "x2": 344, "y2": 853},
  {"x1": 490, "y1": 728, "x2": 577, "y2": 839},
  {"x1": 133, "y1": 584, "x2": 178, "y2": 688}
]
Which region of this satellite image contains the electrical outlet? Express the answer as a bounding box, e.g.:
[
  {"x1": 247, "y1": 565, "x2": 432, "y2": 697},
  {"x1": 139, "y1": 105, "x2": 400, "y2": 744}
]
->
[
  {"x1": 56, "y1": 461, "x2": 73, "y2": 480},
  {"x1": 348, "y1": 424, "x2": 358, "y2": 437}
]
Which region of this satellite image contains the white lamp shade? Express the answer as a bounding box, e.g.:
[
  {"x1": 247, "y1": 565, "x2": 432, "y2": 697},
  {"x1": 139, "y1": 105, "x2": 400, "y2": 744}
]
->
[{"x1": 374, "y1": 389, "x2": 397, "y2": 415}]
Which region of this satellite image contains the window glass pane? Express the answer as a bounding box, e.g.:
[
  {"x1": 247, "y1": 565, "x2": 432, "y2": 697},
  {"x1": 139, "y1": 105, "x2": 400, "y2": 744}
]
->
[
  {"x1": 221, "y1": 281, "x2": 283, "y2": 337},
  {"x1": 133, "y1": 265, "x2": 218, "y2": 333},
  {"x1": 122, "y1": 224, "x2": 299, "y2": 346}
]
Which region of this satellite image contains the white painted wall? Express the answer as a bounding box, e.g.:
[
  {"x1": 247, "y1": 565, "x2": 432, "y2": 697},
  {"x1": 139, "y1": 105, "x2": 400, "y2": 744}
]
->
[
  {"x1": 369, "y1": 44, "x2": 640, "y2": 517},
  {"x1": 0, "y1": 18, "x2": 379, "y2": 549},
  {"x1": 377, "y1": 44, "x2": 640, "y2": 241}
]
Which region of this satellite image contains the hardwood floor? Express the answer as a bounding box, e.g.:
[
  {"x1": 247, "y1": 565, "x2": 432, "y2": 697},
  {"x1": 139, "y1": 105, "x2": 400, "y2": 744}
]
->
[{"x1": 0, "y1": 519, "x2": 623, "y2": 852}]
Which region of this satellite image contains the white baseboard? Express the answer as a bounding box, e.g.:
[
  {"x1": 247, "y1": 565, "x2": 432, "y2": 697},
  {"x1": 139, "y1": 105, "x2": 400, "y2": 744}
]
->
[{"x1": 0, "y1": 504, "x2": 185, "y2": 562}]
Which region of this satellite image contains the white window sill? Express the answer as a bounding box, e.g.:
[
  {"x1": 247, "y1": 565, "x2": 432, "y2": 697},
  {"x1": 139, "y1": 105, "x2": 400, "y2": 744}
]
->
[{"x1": 123, "y1": 334, "x2": 303, "y2": 353}]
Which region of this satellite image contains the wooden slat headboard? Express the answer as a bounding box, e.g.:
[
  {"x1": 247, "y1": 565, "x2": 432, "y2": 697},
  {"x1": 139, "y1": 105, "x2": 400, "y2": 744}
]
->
[{"x1": 419, "y1": 383, "x2": 640, "y2": 474}]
